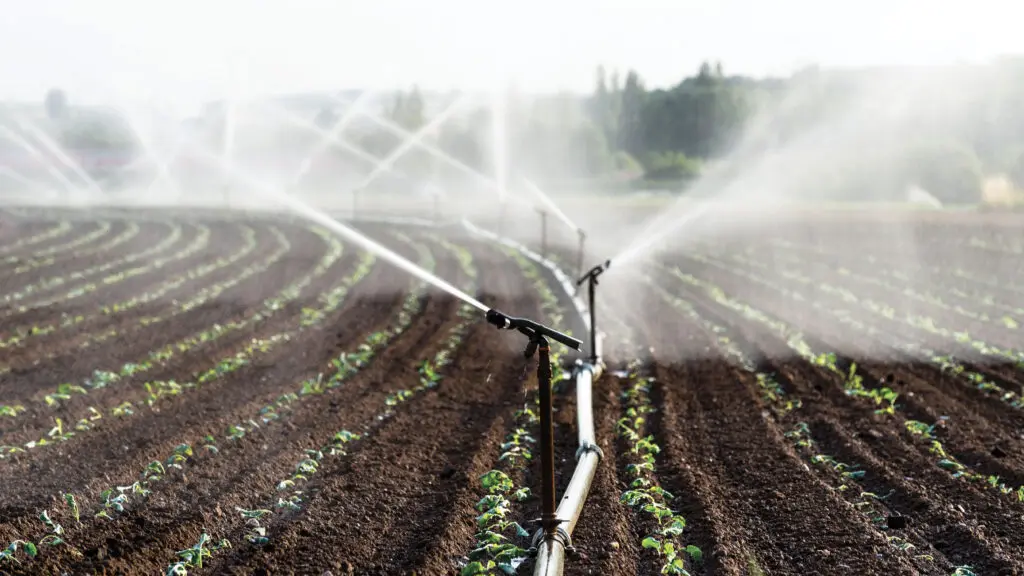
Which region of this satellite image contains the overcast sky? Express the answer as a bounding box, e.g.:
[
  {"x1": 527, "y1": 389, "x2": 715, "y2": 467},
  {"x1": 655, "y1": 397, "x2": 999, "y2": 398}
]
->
[{"x1": 1, "y1": 0, "x2": 1020, "y2": 113}]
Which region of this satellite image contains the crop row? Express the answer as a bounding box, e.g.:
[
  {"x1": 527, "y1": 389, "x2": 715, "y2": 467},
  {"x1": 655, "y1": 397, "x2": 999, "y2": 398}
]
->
[
  {"x1": 3, "y1": 220, "x2": 122, "y2": 274},
  {"x1": 712, "y1": 249, "x2": 1023, "y2": 362},
  {"x1": 0, "y1": 220, "x2": 74, "y2": 256},
  {"x1": 2, "y1": 222, "x2": 193, "y2": 311},
  {"x1": 0, "y1": 228, "x2": 351, "y2": 452},
  {"x1": 654, "y1": 268, "x2": 1022, "y2": 572},
  {"x1": 617, "y1": 362, "x2": 701, "y2": 575},
  {"x1": 678, "y1": 256, "x2": 1024, "y2": 412},
  {"x1": 461, "y1": 249, "x2": 559, "y2": 576},
  {"x1": 0, "y1": 225, "x2": 267, "y2": 352},
  {"x1": 767, "y1": 239, "x2": 1024, "y2": 323},
  {"x1": 0, "y1": 234, "x2": 434, "y2": 568}
]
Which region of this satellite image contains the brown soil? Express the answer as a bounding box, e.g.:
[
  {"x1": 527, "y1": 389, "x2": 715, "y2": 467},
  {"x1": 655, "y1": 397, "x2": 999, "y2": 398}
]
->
[{"x1": 1, "y1": 209, "x2": 1023, "y2": 576}]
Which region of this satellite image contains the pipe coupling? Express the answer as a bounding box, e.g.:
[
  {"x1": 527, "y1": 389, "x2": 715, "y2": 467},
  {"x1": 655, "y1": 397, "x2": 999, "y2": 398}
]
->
[
  {"x1": 575, "y1": 441, "x2": 605, "y2": 462},
  {"x1": 531, "y1": 524, "x2": 572, "y2": 550}
]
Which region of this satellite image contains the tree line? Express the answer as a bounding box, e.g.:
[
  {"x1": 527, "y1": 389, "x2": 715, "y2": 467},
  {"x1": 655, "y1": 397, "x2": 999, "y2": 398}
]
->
[
  {"x1": 364, "y1": 60, "x2": 1024, "y2": 203},
  {"x1": 36, "y1": 57, "x2": 1024, "y2": 203}
]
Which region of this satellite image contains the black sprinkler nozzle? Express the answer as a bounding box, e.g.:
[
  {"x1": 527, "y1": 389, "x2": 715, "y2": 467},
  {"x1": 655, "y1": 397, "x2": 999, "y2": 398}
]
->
[
  {"x1": 485, "y1": 308, "x2": 583, "y2": 351},
  {"x1": 577, "y1": 260, "x2": 611, "y2": 286},
  {"x1": 486, "y1": 308, "x2": 512, "y2": 329}
]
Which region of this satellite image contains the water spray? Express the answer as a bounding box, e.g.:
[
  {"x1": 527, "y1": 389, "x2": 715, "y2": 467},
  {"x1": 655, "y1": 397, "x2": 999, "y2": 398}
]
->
[
  {"x1": 185, "y1": 132, "x2": 489, "y2": 313},
  {"x1": 0, "y1": 168, "x2": 58, "y2": 200},
  {"x1": 0, "y1": 126, "x2": 82, "y2": 195},
  {"x1": 523, "y1": 178, "x2": 579, "y2": 235},
  {"x1": 485, "y1": 308, "x2": 581, "y2": 540},
  {"x1": 14, "y1": 119, "x2": 105, "y2": 197},
  {"x1": 576, "y1": 230, "x2": 587, "y2": 282},
  {"x1": 349, "y1": 95, "x2": 469, "y2": 195},
  {"x1": 347, "y1": 103, "x2": 496, "y2": 189},
  {"x1": 577, "y1": 260, "x2": 610, "y2": 366},
  {"x1": 286, "y1": 89, "x2": 377, "y2": 189},
  {"x1": 274, "y1": 190, "x2": 488, "y2": 311},
  {"x1": 522, "y1": 177, "x2": 587, "y2": 275},
  {"x1": 537, "y1": 208, "x2": 548, "y2": 258}
]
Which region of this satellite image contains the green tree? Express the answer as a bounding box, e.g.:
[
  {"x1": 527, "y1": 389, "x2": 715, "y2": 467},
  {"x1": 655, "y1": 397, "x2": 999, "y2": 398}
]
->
[{"x1": 619, "y1": 70, "x2": 646, "y2": 156}]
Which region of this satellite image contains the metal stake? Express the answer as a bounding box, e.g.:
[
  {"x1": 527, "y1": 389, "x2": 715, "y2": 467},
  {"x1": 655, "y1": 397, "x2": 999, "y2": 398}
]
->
[{"x1": 534, "y1": 334, "x2": 558, "y2": 535}]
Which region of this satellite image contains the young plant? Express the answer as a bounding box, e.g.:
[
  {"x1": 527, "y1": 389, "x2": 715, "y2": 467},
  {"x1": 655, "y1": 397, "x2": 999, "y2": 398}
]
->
[
  {"x1": 166, "y1": 532, "x2": 230, "y2": 575},
  {"x1": 617, "y1": 369, "x2": 701, "y2": 576}
]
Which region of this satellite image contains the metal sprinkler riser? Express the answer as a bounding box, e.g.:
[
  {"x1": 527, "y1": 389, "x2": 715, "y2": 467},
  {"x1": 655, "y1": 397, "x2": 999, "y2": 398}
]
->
[
  {"x1": 577, "y1": 259, "x2": 611, "y2": 366},
  {"x1": 484, "y1": 308, "x2": 581, "y2": 541}
]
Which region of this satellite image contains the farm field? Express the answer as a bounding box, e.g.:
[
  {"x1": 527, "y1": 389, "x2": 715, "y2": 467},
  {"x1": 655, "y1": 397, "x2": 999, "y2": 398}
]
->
[{"x1": 0, "y1": 207, "x2": 1022, "y2": 576}]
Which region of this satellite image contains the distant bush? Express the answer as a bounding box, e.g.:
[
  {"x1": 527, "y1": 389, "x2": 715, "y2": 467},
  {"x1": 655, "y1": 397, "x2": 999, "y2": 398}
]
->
[
  {"x1": 612, "y1": 151, "x2": 644, "y2": 176},
  {"x1": 642, "y1": 151, "x2": 702, "y2": 181},
  {"x1": 902, "y1": 140, "x2": 983, "y2": 204}
]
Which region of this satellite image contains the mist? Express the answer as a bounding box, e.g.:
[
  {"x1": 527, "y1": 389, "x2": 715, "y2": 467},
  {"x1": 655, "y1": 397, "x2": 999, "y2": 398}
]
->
[{"x1": 1, "y1": 4, "x2": 1024, "y2": 369}]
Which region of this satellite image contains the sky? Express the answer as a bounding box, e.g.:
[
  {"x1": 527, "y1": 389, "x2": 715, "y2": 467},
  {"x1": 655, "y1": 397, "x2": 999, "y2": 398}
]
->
[{"x1": 1, "y1": 0, "x2": 1021, "y2": 114}]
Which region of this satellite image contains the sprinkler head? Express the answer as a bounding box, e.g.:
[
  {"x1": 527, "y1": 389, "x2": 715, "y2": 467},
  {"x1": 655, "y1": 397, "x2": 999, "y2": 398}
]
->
[
  {"x1": 577, "y1": 260, "x2": 611, "y2": 286},
  {"x1": 486, "y1": 308, "x2": 511, "y2": 329},
  {"x1": 484, "y1": 308, "x2": 583, "y2": 351}
]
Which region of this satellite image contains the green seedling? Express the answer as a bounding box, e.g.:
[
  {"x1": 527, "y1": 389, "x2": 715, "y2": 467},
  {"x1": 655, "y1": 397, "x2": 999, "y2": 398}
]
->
[
  {"x1": 38, "y1": 510, "x2": 62, "y2": 535},
  {"x1": 95, "y1": 488, "x2": 129, "y2": 519},
  {"x1": 63, "y1": 493, "x2": 80, "y2": 523},
  {"x1": 0, "y1": 540, "x2": 37, "y2": 564},
  {"x1": 299, "y1": 373, "x2": 326, "y2": 396},
  {"x1": 480, "y1": 470, "x2": 513, "y2": 494},
  {"x1": 167, "y1": 532, "x2": 230, "y2": 574},
  {"x1": 617, "y1": 369, "x2": 701, "y2": 576},
  {"x1": 0, "y1": 405, "x2": 25, "y2": 418},
  {"x1": 43, "y1": 383, "x2": 87, "y2": 407},
  {"x1": 166, "y1": 444, "x2": 193, "y2": 469},
  {"x1": 202, "y1": 435, "x2": 219, "y2": 453},
  {"x1": 236, "y1": 507, "x2": 272, "y2": 520},
  {"x1": 144, "y1": 461, "x2": 166, "y2": 482},
  {"x1": 419, "y1": 360, "x2": 441, "y2": 388}
]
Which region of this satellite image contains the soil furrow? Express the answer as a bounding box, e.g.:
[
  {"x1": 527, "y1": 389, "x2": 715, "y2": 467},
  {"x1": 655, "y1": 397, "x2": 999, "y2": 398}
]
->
[
  {"x1": 9, "y1": 240, "x2": 463, "y2": 574},
  {"x1": 0, "y1": 220, "x2": 188, "y2": 320},
  {"x1": 206, "y1": 241, "x2": 527, "y2": 575},
  {"x1": 0, "y1": 222, "x2": 253, "y2": 368},
  {"x1": 0, "y1": 225, "x2": 342, "y2": 429}
]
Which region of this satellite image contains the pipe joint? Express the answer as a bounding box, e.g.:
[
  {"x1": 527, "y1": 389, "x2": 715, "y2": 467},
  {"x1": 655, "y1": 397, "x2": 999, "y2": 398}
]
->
[
  {"x1": 531, "y1": 524, "x2": 572, "y2": 550},
  {"x1": 575, "y1": 441, "x2": 604, "y2": 462}
]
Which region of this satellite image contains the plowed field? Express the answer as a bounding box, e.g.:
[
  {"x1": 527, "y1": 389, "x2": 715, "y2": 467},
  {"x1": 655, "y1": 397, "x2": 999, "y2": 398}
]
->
[{"x1": 1, "y1": 208, "x2": 1022, "y2": 576}]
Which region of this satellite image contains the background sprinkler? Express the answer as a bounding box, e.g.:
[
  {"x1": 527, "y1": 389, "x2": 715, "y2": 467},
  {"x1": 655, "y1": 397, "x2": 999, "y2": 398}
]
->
[
  {"x1": 577, "y1": 260, "x2": 610, "y2": 366},
  {"x1": 485, "y1": 309, "x2": 581, "y2": 541}
]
